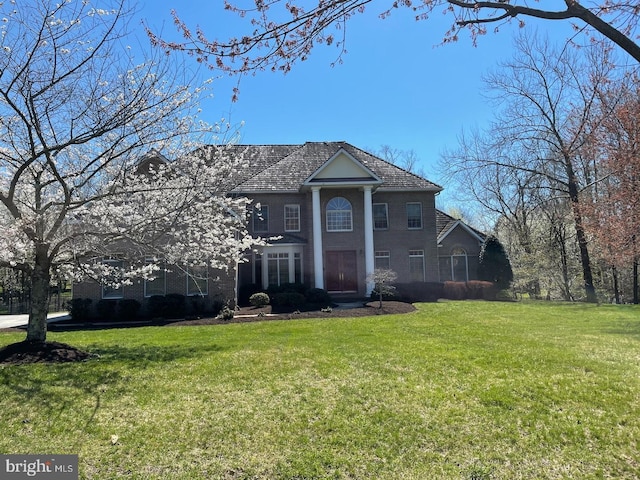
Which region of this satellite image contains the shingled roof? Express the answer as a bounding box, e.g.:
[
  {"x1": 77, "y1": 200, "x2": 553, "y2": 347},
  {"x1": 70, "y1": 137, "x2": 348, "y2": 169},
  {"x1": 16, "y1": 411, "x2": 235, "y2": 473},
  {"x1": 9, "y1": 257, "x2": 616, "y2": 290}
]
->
[
  {"x1": 436, "y1": 209, "x2": 486, "y2": 244},
  {"x1": 200, "y1": 142, "x2": 442, "y2": 193}
]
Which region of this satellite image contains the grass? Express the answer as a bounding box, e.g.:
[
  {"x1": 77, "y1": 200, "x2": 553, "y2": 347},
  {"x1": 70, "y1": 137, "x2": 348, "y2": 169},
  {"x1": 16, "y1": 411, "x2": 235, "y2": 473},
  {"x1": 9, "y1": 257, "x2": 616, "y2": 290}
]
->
[{"x1": 1, "y1": 301, "x2": 639, "y2": 479}]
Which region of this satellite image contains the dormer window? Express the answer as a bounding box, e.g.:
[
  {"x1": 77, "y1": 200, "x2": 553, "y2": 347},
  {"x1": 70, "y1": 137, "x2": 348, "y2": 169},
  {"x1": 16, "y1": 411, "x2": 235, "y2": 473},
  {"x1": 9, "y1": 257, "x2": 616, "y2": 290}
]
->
[{"x1": 326, "y1": 197, "x2": 352, "y2": 232}]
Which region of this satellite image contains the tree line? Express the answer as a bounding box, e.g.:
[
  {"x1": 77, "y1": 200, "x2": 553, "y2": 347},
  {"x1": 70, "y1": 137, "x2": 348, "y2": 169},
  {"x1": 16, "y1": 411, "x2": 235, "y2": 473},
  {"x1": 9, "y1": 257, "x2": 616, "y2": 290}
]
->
[{"x1": 442, "y1": 35, "x2": 639, "y2": 303}]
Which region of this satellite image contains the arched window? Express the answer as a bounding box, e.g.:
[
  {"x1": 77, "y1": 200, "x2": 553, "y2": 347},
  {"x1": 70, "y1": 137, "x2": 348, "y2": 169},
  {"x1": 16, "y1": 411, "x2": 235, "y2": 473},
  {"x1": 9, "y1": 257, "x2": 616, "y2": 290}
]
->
[
  {"x1": 451, "y1": 247, "x2": 468, "y2": 282},
  {"x1": 326, "y1": 197, "x2": 353, "y2": 232}
]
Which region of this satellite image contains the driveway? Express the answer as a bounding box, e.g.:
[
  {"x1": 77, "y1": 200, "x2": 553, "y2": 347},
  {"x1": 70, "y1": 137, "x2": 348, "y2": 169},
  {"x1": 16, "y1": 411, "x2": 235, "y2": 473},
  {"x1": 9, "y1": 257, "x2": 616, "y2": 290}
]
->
[{"x1": 0, "y1": 312, "x2": 70, "y2": 329}]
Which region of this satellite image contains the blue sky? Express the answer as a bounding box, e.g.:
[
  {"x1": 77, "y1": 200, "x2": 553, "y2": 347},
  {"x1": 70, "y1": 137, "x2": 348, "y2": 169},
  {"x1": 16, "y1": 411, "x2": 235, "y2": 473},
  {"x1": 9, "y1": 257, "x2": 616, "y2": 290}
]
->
[{"x1": 139, "y1": 1, "x2": 578, "y2": 206}]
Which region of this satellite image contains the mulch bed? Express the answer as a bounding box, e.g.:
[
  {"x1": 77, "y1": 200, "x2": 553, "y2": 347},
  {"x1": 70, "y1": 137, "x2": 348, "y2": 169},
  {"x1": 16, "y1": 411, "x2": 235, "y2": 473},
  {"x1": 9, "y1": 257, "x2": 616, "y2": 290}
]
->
[
  {"x1": 0, "y1": 340, "x2": 94, "y2": 365},
  {"x1": 0, "y1": 301, "x2": 415, "y2": 365},
  {"x1": 168, "y1": 301, "x2": 416, "y2": 326}
]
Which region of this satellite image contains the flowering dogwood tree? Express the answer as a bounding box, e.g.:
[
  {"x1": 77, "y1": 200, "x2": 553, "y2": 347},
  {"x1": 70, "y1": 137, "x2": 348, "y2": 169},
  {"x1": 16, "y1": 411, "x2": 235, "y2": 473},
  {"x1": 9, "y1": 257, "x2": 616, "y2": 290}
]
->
[
  {"x1": 147, "y1": 0, "x2": 640, "y2": 81},
  {"x1": 0, "y1": 0, "x2": 255, "y2": 343}
]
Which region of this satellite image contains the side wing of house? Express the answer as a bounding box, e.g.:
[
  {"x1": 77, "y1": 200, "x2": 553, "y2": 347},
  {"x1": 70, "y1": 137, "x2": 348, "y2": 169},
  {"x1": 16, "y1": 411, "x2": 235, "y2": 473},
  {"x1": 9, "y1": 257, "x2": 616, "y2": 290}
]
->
[{"x1": 436, "y1": 210, "x2": 486, "y2": 282}]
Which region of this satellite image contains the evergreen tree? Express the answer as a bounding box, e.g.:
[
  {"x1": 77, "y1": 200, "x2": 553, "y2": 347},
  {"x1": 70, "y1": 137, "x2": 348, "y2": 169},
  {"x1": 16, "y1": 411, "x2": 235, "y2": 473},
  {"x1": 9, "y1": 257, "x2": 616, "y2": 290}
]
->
[{"x1": 479, "y1": 237, "x2": 514, "y2": 291}]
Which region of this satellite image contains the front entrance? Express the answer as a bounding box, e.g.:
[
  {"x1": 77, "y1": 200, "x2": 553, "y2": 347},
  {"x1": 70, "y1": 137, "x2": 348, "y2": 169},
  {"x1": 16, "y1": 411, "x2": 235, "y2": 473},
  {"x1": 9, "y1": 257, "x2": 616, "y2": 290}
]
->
[{"x1": 325, "y1": 250, "x2": 358, "y2": 292}]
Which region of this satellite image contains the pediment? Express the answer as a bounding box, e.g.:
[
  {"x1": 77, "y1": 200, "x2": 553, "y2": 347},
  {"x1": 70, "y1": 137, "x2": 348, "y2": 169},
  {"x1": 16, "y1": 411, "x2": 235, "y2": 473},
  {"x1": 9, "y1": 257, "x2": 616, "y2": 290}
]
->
[{"x1": 304, "y1": 149, "x2": 382, "y2": 186}]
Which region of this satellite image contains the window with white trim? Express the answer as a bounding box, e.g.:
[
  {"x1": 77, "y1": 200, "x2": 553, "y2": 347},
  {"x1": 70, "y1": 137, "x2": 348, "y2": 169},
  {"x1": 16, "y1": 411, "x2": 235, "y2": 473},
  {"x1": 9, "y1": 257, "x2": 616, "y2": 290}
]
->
[
  {"x1": 267, "y1": 252, "x2": 290, "y2": 286},
  {"x1": 326, "y1": 197, "x2": 353, "y2": 232},
  {"x1": 187, "y1": 264, "x2": 208, "y2": 296},
  {"x1": 451, "y1": 247, "x2": 469, "y2": 282},
  {"x1": 102, "y1": 256, "x2": 124, "y2": 299},
  {"x1": 144, "y1": 257, "x2": 166, "y2": 297},
  {"x1": 406, "y1": 202, "x2": 423, "y2": 229},
  {"x1": 375, "y1": 251, "x2": 391, "y2": 270},
  {"x1": 284, "y1": 204, "x2": 301, "y2": 232},
  {"x1": 438, "y1": 247, "x2": 469, "y2": 282},
  {"x1": 294, "y1": 252, "x2": 302, "y2": 284},
  {"x1": 409, "y1": 250, "x2": 425, "y2": 282},
  {"x1": 252, "y1": 204, "x2": 269, "y2": 233},
  {"x1": 373, "y1": 203, "x2": 389, "y2": 230}
]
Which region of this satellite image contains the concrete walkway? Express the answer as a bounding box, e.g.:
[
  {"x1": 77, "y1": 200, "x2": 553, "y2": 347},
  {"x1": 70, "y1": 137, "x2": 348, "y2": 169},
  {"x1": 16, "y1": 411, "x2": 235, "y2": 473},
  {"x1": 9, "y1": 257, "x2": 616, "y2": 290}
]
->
[{"x1": 0, "y1": 312, "x2": 70, "y2": 329}]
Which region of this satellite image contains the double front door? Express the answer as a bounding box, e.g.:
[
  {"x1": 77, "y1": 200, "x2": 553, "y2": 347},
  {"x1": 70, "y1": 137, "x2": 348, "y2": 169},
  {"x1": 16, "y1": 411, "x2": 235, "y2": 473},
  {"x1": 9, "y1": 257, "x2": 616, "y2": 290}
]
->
[{"x1": 325, "y1": 250, "x2": 357, "y2": 292}]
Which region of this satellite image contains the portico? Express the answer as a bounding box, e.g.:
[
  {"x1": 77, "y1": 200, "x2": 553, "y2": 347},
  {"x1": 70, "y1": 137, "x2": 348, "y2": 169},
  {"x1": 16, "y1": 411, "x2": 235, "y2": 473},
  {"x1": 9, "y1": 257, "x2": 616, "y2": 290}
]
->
[{"x1": 304, "y1": 149, "x2": 382, "y2": 295}]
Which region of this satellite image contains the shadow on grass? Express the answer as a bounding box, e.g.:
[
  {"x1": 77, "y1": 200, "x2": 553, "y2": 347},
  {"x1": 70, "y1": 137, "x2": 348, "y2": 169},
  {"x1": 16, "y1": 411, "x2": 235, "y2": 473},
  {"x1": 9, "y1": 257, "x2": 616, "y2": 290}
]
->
[
  {"x1": 87, "y1": 342, "x2": 226, "y2": 366},
  {"x1": 604, "y1": 321, "x2": 640, "y2": 340}
]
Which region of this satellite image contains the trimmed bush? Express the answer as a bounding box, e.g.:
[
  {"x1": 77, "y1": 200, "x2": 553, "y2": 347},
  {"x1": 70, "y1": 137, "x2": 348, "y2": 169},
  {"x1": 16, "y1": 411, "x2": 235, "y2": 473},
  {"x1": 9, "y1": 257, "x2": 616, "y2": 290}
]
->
[
  {"x1": 147, "y1": 295, "x2": 166, "y2": 319},
  {"x1": 249, "y1": 292, "x2": 270, "y2": 307},
  {"x1": 238, "y1": 283, "x2": 261, "y2": 306},
  {"x1": 272, "y1": 292, "x2": 306, "y2": 309},
  {"x1": 66, "y1": 298, "x2": 92, "y2": 322},
  {"x1": 164, "y1": 293, "x2": 186, "y2": 319},
  {"x1": 267, "y1": 282, "x2": 307, "y2": 296},
  {"x1": 118, "y1": 299, "x2": 141, "y2": 321},
  {"x1": 466, "y1": 280, "x2": 497, "y2": 300},
  {"x1": 189, "y1": 295, "x2": 206, "y2": 316},
  {"x1": 443, "y1": 281, "x2": 468, "y2": 300},
  {"x1": 147, "y1": 294, "x2": 187, "y2": 319},
  {"x1": 305, "y1": 288, "x2": 331, "y2": 306},
  {"x1": 96, "y1": 299, "x2": 117, "y2": 320}
]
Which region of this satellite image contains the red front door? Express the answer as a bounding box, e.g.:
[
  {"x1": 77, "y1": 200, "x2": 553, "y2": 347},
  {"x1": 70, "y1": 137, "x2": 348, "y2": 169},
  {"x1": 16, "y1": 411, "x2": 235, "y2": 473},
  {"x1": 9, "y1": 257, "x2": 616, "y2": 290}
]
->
[{"x1": 325, "y1": 251, "x2": 358, "y2": 292}]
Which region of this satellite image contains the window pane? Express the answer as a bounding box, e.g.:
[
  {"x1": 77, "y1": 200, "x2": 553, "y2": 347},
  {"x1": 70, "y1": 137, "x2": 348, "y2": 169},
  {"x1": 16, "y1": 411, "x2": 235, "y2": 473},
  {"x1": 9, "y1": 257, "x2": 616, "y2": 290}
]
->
[
  {"x1": 407, "y1": 203, "x2": 422, "y2": 229},
  {"x1": 439, "y1": 257, "x2": 453, "y2": 282},
  {"x1": 267, "y1": 252, "x2": 290, "y2": 286},
  {"x1": 253, "y1": 205, "x2": 269, "y2": 233},
  {"x1": 187, "y1": 265, "x2": 208, "y2": 296},
  {"x1": 452, "y1": 255, "x2": 468, "y2": 282},
  {"x1": 373, "y1": 203, "x2": 388, "y2": 229},
  {"x1": 144, "y1": 258, "x2": 166, "y2": 297},
  {"x1": 375, "y1": 251, "x2": 390, "y2": 270},
  {"x1": 284, "y1": 205, "x2": 300, "y2": 232},
  {"x1": 409, "y1": 250, "x2": 425, "y2": 282},
  {"x1": 326, "y1": 197, "x2": 352, "y2": 231},
  {"x1": 294, "y1": 252, "x2": 302, "y2": 284},
  {"x1": 102, "y1": 258, "x2": 124, "y2": 299}
]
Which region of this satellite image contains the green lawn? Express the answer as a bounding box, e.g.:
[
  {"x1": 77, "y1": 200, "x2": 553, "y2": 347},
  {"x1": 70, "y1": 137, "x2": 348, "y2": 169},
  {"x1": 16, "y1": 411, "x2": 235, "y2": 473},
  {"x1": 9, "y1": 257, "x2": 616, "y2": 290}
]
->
[{"x1": 1, "y1": 301, "x2": 639, "y2": 479}]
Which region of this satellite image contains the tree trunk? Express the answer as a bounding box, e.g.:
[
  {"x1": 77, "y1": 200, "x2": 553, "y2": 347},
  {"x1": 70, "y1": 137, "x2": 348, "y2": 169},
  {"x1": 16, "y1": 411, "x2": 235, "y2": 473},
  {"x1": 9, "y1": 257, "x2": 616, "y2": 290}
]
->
[
  {"x1": 612, "y1": 265, "x2": 620, "y2": 304},
  {"x1": 633, "y1": 258, "x2": 639, "y2": 305},
  {"x1": 26, "y1": 245, "x2": 51, "y2": 343},
  {"x1": 566, "y1": 158, "x2": 598, "y2": 303}
]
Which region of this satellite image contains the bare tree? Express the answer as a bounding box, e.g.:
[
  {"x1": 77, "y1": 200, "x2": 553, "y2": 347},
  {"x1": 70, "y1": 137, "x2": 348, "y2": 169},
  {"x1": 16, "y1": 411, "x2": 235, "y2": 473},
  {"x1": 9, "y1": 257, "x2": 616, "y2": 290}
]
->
[{"x1": 443, "y1": 35, "x2": 624, "y2": 302}]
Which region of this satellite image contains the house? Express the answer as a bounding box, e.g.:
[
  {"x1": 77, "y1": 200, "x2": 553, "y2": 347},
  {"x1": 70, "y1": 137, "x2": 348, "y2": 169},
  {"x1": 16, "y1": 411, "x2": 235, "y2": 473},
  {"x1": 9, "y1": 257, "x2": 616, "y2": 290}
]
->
[{"x1": 73, "y1": 141, "x2": 486, "y2": 315}]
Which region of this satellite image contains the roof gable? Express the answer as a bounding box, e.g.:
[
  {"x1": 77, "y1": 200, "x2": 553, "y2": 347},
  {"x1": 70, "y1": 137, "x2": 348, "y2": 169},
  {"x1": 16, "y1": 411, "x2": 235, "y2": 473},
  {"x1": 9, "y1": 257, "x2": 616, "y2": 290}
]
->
[
  {"x1": 436, "y1": 210, "x2": 485, "y2": 245},
  {"x1": 304, "y1": 148, "x2": 382, "y2": 187}
]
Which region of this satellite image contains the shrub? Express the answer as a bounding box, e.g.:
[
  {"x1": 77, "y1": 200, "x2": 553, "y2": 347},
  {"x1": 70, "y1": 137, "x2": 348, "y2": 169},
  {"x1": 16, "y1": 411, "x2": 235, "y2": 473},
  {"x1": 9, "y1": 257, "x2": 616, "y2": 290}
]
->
[
  {"x1": 96, "y1": 299, "x2": 117, "y2": 320},
  {"x1": 305, "y1": 288, "x2": 331, "y2": 306},
  {"x1": 118, "y1": 299, "x2": 141, "y2": 321},
  {"x1": 466, "y1": 281, "x2": 496, "y2": 300},
  {"x1": 147, "y1": 294, "x2": 187, "y2": 319},
  {"x1": 189, "y1": 295, "x2": 206, "y2": 316},
  {"x1": 210, "y1": 300, "x2": 224, "y2": 317},
  {"x1": 249, "y1": 292, "x2": 270, "y2": 307},
  {"x1": 267, "y1": 282, "x2": 307, "y2": 296},
  {"x1": 238, "y1": 283, "x2": 261, "y2": 306},
  {"x1": 218, "y1": 305, "x2": 234, "y2": 321},
  {"x1": 147, "y1": 295, "x2": 166, "y2": 319},
  {"x1": 443, "y1": 281, "x2": 468, "y2": 300},
  {"x1": 66, "y1": 298, "x2": 92, "y2": 322},
  {"x1": 164, "y1": 293, "x2": 186, "y2": 319},
  {"x1": 272, "y1": 292, "x2": 306, "y2": 309}
]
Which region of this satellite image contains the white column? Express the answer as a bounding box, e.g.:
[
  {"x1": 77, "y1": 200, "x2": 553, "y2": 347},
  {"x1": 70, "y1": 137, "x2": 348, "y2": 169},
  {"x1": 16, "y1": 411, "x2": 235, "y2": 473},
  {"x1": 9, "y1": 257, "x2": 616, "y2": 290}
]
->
[
  {"x1": 363, "y1": 186, "x2": 375, "y2": 295},
  {"x1": 311, "y1": 187, "x2": 324, "y2": 289}
]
